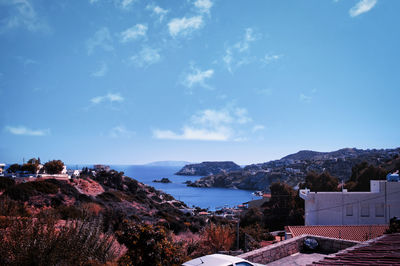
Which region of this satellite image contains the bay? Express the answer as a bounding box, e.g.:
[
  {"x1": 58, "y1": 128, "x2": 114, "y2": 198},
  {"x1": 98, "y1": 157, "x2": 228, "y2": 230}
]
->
[{"x1": 110, "y1": 165, "x2": 259, "y2": 210}]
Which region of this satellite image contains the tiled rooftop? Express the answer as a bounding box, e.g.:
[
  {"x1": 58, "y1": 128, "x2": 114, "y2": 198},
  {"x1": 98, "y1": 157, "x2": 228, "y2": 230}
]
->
[
  {"x1": 311, "y1": 233, "x2": 400, "y2": 265},
  {"x1": 286, "y1": 225, "x2": 388, "y2": 242}
]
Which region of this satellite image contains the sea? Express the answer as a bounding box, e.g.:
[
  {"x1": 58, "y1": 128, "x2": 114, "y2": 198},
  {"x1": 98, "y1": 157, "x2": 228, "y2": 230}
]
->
[{"x1": 102, "y1": 165, "x2": 259, "y2": 210}]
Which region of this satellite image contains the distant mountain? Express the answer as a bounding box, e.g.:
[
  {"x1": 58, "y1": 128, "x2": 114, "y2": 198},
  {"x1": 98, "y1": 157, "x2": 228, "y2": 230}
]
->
[
  {"x1": 176, "y1": 161, "x2": 242, "y2": 176},
  {"x1": 144, "y1": 161, "x2": 193, "y2": 167},
  {"x1": 187, "y1": 148, "x2": 400, "y2": 191}
]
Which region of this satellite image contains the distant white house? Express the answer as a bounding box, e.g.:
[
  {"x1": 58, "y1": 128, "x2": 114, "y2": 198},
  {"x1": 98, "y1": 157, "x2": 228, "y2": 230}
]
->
[
  {"x1": 300, "y1": 175, "x2": 400, "y2": 226},
  {"x1": 67, "y1": 169, "x2": 81, "y2": 178},
  {"x1": 0, "y1": 163, "x2": 5, "y2": 176}
]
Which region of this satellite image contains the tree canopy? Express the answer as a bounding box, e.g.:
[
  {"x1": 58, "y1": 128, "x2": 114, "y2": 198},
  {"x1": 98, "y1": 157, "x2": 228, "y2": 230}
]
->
[
  {"x1": 44, "y1": 160, "x2": 65, "y2": 175},
  {"x1": 345, "y1": 162, "x2": 387, "y2": 191},
  {"x1": 300, "y1": 171, "x2": 340, "y2": 192}
]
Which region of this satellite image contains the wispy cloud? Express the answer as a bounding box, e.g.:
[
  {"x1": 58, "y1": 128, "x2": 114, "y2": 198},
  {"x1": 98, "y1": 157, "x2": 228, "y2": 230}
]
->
[
  {"x1": 349, "y1": 0, "x2": 378, "y2": 17},
  {"x1": 129, "y1": 46, "x2": 161, "y2": 68},
  {"x1": 89, "y1": 0, "x2": 99, "y2": 4},
  {"x1": 86, "y1": 27, "x2": 113, "y2": 55},
  {"x1": 120, "y1": 0, "x2": 135, "y2": 9},
  {"x1": 146, "y1": 4, "x2": 169, "y2": 22},
  {"x1": 255, "y1": 88, "x2": 272, "y2": 96},
  {"x1": 263, "y1": 54, "x2": 284, "y2": 64},
  {"x1": 0, "y1": 0, "x2": 50, "y2": 33},
  {"x1": 182, "y1": 66, "x2": 214, "y2": 91},
  {"x1": 5, "y1": 125, "x2": 50, "y2": 136},
  {"x1": 299, "y1": 93, "x2": 312, "y2": 103},
  {"x1": 109, "y1": 125, "x2": 134, "y2": 138},
  {"x1": 223, "y1": 28, "x2": 260, "y2": 72},
  {"x1": 90, "y1": 93, "x2": 124, "y2": 104},
  {"x1": 252, "y1": 125, "x2": 265, "y2": 132},
  {"x1": 120, "y1": 24, "x2": 147, "y2": 43},
  {"x1": 194, "y1": 0, "x2": 213, "y2": 14},
  {"x1": 153, "y1": 106, "x2": 252, "y2": 141},
  {"x1": 168, "y1": 16, "x2": 203, "y2": 37},
  {"x1": 91, "y1": 62, "x2": 108, "y2": 77},
  {"x1": 16, "y1": 56, "x2": 38, "y2": 66}
]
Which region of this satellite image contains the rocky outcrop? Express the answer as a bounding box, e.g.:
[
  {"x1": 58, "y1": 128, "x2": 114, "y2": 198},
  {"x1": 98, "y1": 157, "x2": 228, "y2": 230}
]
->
[
  {"x1": 175, "y1": 161, "x2": 242, "y2": 176},
  {"x1": 153, "y1": 178, "x2": 172, "y2": 183},
  {"x1": 187, "y1": 171, "x2": 300, "y2": 191}
]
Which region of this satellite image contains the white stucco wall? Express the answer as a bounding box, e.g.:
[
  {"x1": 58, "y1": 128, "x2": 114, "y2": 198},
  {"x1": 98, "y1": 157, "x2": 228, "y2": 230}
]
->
[{"x1": 300, "y1": 181, "x2": 400, "y2": 225}]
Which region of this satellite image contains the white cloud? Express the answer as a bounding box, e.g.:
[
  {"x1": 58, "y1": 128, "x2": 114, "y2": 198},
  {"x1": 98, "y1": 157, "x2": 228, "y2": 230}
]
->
[
  {"x1": 183, "y1": 67, "x2": 214, "y2": 90},
  {"x1": 91, "y1": 62, "x2": 108, "y2": 77},
  {"x1": 0, "y1": 0, "x2": 49, "y2": 33},
  {"x1": 252, "y1": 125, "x2": 265, "y2": 132},
  {"x1": 86, "y1": 27, "x2": 113, "y2": 55},
  {"x1": 120, "y1": 24, "x2": 147, "y2": 43},
  {"x1": 194, "y1": 0, "x2": 213, "y2": 14},
  {"x1": 153, "y1": 127, "x2": 230, "y2": 141},
  {"x1": 235, "y1": 108, "x2": 252, "y2": 124},
  {"x1": 89, "y1": 0, "x2": 99, "y2": 4},
  {"x1": 168, "y1": 16, "x2": 203, "y2": 37},
  {"x1": 109, "y1": 125, "x2": 134, "y2": 138},
  {"x1": 350, "y1": 0, "x2": 377, "y2": 17},
  {"x1": 91, "y1": 93, "x2": 124, "y2": 104},
  {"x1": 153, "y1": 107, "x2": 252, "y2": 141},
  {"x1": 130, "y1": 47, "x2": 161, "y2": 68},
  {"x1": 299, "y1": 93, "x2": 312, "y2": 103},
  {"x1": 146, "y1": 4, "x2": 169, "y2": 22},
  {"x1": 223, "y1": 28, "x2": 260, "y2": 72},
  {"x1": 120, "y1": 0, "x2": 135, "y2": 9},
  {"x1": 5, "y1": 126, "x2": 49, "y2": 136},
  {"x1": 234, "y1": 28, "x2": 258, "y2": 52},
  {"x1": 263, "y1": 54, "x2": 283, "y2": 64}
]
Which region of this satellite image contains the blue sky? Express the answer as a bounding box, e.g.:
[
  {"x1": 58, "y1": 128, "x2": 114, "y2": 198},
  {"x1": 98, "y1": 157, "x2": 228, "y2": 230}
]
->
[{"x1": 0, "y1": 0, "x2": 399, "y2": 165}]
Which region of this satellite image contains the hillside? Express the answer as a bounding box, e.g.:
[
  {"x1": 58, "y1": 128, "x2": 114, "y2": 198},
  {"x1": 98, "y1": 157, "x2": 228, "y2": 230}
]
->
[
  {"x1": 187, "y1": 148, "x2": 400, "y2": 191},
  {"x1": 176, "y1": 161, "x2": 242, "y2": 176},
  {"x1": 0, "y1": 169, "x2": 207, "y2": 234}
]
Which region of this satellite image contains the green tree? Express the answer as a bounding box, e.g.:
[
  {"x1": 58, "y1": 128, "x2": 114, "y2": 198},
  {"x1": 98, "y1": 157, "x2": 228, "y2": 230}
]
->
[
  {"x1": 21, "y1": 163, "x2": 38, "y2": 174},
  {"x1": 44, "y1": 160, "x2": 64, "y2": 174},
  {"x1": 262, "y1": 182, "x2": 304, "y2": 231},
  {"x1": 345, "y1": 162, "x2": 387, "y2": 191},
  {"x1": 6, "y1": 164, "x2": 20, "y2": 173},
  {"x1": 300, "y1": 171, "x2": 340, "y2": 192}
]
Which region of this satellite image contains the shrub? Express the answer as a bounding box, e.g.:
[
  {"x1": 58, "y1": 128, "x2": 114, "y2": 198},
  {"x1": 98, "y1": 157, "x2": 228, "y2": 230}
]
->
[
  {"x1": 117, "y1": 220, "x2": 186, "y2": 266},
  {"x1": 0, "y1": 197, "x2": 30, "y2": 217},
  {"x1": 97, "y1": 191, "x2": 122, "y2": 202},
  {"x1": 0, "y1": 217, "x2": 119, "y2": 265},
  {"x1": 200, "y1": 223, "x2": 235, "y2": 253},
  {"x1": 4, "y1": 181, "x2": 58, "y2": 201},
  {"x1": 0, "y1": 177, "x2": 15, "y2": 190}
]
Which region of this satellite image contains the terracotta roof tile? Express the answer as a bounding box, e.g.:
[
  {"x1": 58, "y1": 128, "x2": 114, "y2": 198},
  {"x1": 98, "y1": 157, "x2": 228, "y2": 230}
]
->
[
  {"x1": 311, "y1": 233, "x2": 400, "y2": 265},
  {"x1": 287, "y1": 225, "x2": 388, "y2": 242}
]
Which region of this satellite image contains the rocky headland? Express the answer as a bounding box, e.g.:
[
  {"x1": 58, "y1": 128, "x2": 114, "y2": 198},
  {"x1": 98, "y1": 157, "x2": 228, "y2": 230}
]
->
[{"x1": 175, "y1": 161, "x2": 241, "y2": 176}]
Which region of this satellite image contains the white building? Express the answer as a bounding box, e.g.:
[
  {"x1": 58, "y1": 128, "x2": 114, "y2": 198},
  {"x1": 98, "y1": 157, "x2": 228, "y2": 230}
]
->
[
  {"x1": 300, "y1": 179, "x2": 400, "y2": 226},
  {"x1": 0, "y1": 163, "x2": 5, "y2": 175}
]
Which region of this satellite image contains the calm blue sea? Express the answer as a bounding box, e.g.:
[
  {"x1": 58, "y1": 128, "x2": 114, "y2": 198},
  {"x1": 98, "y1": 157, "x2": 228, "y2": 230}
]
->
[{"x1": 106, "y1": 165, "x2": 259, "y2": 210}]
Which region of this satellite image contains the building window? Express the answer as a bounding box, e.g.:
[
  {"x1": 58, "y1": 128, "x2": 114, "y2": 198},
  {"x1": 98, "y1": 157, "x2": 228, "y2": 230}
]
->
[
  {"x1": 375, "y1": 203, "x2": 384, "y2": 217},
  {"x1": 346, "y1": 204, "x2": 353, "y2": 216},
  {"x1": 361, "y1": 203, "x2": 369, "y2": 217}
]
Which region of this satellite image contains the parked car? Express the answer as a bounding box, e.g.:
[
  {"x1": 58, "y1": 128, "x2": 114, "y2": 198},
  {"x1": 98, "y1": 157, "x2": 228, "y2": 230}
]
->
[{"x1": 182, "y1": 254, "x2": 265, "y2": 266}]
